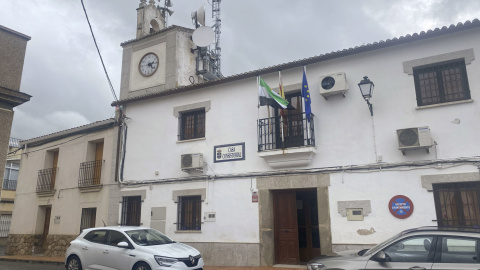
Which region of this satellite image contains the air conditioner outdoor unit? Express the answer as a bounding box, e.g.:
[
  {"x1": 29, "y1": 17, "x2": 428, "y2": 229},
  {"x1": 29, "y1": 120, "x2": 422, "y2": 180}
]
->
[
  {"x1": 181, "y1": 153, "x2": 203, "y2": 171},
  {"x1": 319, "y1": 72, "x2": 349, "y2": 99},
  {"x1": 396, "y1": 126, "x2": 433, "y2": 155}
]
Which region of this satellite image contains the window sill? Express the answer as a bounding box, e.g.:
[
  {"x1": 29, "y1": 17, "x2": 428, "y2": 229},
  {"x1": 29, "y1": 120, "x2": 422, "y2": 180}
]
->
[
  {"x1": 36, "y1": 189, "x2": 56, "y2": 197},
  {"x1": 175, "y1": 230, "x2": 202, "y2": 233},
  {"x1": 416, "y1": 99, "x2": 473, "y2": 110},
  {"x1": 177, "y1": 137, "x2": 206, "y2": 143},
  {"x1": 79, "y1": 184, "x2": 103, "y2": 193}
]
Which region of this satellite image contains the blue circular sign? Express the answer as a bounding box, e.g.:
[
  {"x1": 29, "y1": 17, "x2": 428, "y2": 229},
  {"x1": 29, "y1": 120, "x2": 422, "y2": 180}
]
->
[{"x1": 389, "y1": 195, "x2": 414, "y2": 219}]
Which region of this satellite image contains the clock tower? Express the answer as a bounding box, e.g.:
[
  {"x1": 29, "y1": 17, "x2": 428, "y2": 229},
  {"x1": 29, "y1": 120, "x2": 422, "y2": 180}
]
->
[{"x1": 119, "y1": 0, "x2": 199, "y2": 100}]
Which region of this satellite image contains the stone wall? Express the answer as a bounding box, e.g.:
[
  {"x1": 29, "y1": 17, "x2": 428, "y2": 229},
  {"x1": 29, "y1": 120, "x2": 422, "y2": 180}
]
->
[
  {"x1": 6, "y1": 234, "x2": 77, "y2": 257},
  {"x1": 44, "y1": 234, "x2": 77, "y2": 257},
  {"x1": 6, "y1": 234, "x2": 43, "y2": 255}
]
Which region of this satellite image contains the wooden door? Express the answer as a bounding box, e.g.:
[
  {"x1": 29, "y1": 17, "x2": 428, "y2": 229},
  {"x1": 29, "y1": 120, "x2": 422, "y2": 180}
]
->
[
  {"x1": 51, "y1": 152, "x2": 59, "y2": 188},
  {"x1": 297, "y1": 190, "x2": 321, "y2": 262},
  {"x1": 43, "y1": 207, "x2": 51, "y2": 247},
  {"x1": 94, "y1": 142, "x2": 103, "y2": 185},
  {"x1": 274, "y1": 190, "x2": 299, "y2": 264}
]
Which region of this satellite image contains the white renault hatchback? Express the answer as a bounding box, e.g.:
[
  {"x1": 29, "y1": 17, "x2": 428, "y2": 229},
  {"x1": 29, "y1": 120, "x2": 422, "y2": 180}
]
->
[{"x1": 65, "y1": 226, "x2": 204, "y2": 270}]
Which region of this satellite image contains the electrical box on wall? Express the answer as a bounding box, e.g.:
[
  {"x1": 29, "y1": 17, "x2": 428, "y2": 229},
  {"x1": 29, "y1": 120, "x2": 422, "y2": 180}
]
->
[
  {"x1": 204, "y1": 212, "x2": 216, "y2": 222},
  {"x1": 347, "y1": 208, "x2": 364, "y2": 221}
]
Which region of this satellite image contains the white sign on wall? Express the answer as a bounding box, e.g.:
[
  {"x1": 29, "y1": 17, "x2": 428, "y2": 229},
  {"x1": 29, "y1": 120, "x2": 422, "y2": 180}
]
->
[{"x1": 214, "y1": 143, "x2": 245, "y2": 163}]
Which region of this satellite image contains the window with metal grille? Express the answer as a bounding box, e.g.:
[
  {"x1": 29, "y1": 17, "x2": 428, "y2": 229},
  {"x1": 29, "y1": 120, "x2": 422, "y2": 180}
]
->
[
  {"x1": 413, "y1": 59, "x2": 471, "y2": 106},
  {"x1": 80, "y1": 208, "x2": 96, "y2": 232},
  {"x1": 3, "y1": 161, "x2": 19, "y2": 190},
  {"x1": 121, "y1": 196, "x2": 141, "y2": 226},
  {"x1": 0, "y1": 214, "x2": 12, "y2": 237},
  {"x1": 177, "y1": 196, "x2": 201, "y2": 231},
  {"x1": 178, "y1": 109, "x2": 205, "y2": 140},
  {"x1": 433, "y1": 182, "x2": 480, "y2": 228}
]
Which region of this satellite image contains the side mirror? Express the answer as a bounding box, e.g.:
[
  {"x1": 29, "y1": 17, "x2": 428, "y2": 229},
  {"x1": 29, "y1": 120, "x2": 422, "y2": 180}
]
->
[
  {"x1": 357, "y1": 249, "x2": 369, "y2": 256},
  {"x1": 117, "y1": 241, "x2": 130, "y2": 248},
  {"x1": 374, "y1": 251, "x2": 387, "y2": 262}
]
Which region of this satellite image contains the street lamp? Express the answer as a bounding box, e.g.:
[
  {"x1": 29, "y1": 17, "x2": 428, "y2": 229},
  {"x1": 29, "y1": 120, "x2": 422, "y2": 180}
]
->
[{"x1": 358, "y1": 76, "x2": 374, "y2": 116}]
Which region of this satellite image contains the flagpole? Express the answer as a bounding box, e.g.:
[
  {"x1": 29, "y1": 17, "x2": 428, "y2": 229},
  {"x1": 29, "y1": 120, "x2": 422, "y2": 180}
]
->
[
  {"x1": 303, "y1": 66, "x2": 309, "y2": 140},
  {"x1": 279, "y1": 71, "x2": 285, "y2": 146}
]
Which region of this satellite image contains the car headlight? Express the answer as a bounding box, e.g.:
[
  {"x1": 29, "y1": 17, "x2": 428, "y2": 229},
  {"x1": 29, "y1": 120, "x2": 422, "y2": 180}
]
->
[
  {"x1": 307, "y1": 262, "x2": 325, "y2": 270},
  {"x1": 154, "y1": 255, "x2": 178, "y2": 267}
]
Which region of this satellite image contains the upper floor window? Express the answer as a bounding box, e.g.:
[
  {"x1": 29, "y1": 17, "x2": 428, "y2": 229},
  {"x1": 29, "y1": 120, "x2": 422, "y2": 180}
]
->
[
  {"x1": 3, "y1": 161, "x2": 19, "y2": 190},
  {"x1": 413, "y1": 59, "x2": 471, "y2": 106},
  {"x1": 178, "y1": 109, "x2": 205, "y2": 140}
]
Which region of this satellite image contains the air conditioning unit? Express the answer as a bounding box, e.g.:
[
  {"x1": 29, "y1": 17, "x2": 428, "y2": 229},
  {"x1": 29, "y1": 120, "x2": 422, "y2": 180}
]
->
[
  {"x1": 319, "y1": 72, "x2": 349, "y2": 99},
  {"x1": 181, "y1": 153, "x2": 203, "y2": 171},
  {"x1": 396, "y1": 126, "x2": 433, "y2": 155}
]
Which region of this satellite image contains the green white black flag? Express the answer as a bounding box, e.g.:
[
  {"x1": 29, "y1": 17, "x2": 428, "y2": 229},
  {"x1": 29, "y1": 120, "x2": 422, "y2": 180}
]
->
[{"x1": 258, "y1": 77, "x2": 289, "y2": 109}]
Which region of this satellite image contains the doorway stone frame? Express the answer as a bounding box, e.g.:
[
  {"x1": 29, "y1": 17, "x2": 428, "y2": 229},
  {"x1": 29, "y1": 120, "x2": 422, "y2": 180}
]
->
[{"x1": 257, "y1": 173, "x2": 332, "y2": 266}]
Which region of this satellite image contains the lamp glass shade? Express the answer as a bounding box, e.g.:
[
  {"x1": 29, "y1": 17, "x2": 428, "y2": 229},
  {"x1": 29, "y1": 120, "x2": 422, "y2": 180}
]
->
[{"x1": 358, "y1": 76, "x2": 374, "y2": 99}]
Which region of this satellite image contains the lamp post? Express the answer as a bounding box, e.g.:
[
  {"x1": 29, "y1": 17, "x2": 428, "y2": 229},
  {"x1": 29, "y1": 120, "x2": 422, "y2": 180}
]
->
[{"x1": 358, "y1": 76, "x2": 374, "y2": 116}]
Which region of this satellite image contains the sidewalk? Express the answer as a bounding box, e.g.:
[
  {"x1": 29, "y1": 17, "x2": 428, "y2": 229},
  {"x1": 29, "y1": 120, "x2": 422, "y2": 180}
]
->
[{"x1": 0, "y1": 253, "x2": 307, "y2": 270}]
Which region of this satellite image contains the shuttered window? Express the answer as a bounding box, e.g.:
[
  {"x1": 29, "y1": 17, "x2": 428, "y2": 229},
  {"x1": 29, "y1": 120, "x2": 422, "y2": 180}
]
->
[
  {"x1": 80, "y1": 208, "x2": 97, "y2": 232},
  {"x1": 177, "y1": 196, "x2": 201, "y2": 231}
]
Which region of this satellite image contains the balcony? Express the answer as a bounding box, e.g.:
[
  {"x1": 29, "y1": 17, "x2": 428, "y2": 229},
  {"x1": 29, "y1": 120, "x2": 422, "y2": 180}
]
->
[
  {"x1": 257, "y1": 113, "x2": 316, "y2": 168},
  {"x1": 36, "y1": 167, "x2": 57, "y2": 196},
  {"x1": 78, "y1": 160, "x2": 103, "y2": 192},
  {"x1": 2, "y1": 179, "x2": 17, "y2": 190}
]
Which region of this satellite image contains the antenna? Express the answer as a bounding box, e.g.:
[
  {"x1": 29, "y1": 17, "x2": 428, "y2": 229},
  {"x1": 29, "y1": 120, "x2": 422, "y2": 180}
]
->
[
  {"x1": 159, "y1": 0, "x2": 174, "y2": 27},
  {"x1": 211, "y1": 0, "x2": 222, "y2": 77},
  {"x1": 192, "y1": 26, "x2": 214, "y2": 47}
]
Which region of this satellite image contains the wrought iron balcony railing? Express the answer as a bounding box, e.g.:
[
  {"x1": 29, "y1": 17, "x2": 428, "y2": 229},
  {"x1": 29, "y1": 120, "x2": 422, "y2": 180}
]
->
[
  {"x1": 78, "y1": 160, "x2": 102, "y2": 187},
  {"x1": 258, "y1": 113, "x2": 315, "y2": 151},
  {"x1": 36, "y1": 167, "x2": 57, "y2": 192},
  {"x1": 2, "y1": 179, "x2": 17, "y2": 190}
]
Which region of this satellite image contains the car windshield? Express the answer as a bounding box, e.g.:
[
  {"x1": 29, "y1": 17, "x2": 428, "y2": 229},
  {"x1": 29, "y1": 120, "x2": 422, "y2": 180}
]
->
[
  {"x1": 126, "y1": 229, "x2": 174, "y2": 246},
  {"x1": 363, "y1": 232, "x2": 402, "y2": 256}
]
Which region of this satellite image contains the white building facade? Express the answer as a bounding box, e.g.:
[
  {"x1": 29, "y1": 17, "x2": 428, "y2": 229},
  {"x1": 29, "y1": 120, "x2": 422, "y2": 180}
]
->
[{"x1": 114, "y1": 5, "x2": 480, "y2": 266}]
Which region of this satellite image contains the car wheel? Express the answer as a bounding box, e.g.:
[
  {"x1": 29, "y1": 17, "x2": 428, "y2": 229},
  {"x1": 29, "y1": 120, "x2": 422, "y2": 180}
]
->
[
  {"x1": 67, "y1": 255, "x2": 82, "y2": 270},
  {"x1": 134, "y1": 262, "x2": 151, "y2": 270}
]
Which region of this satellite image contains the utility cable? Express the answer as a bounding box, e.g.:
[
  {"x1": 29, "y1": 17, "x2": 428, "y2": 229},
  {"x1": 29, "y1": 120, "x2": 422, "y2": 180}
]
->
[{"x1": 80, "y1": 0, "x2": 118, "y2": 102}]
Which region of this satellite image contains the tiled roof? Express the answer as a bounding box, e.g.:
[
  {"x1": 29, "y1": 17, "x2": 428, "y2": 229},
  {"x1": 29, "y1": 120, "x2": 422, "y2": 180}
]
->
[
  {"x1": 112, "y1": 19, "x2": 480, "y2": 107},
  {"x1": 21, "y1": 118, "x2": 116, "y2": 147},
  {"x1": 120, "y1": 25, "x2": 194, "y2": 47}
]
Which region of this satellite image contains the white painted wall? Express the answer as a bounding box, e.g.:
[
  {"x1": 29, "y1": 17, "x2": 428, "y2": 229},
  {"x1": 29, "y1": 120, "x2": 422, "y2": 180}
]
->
[{"x1": 120, "y1": 27, "x2": 480, "y2": 245}]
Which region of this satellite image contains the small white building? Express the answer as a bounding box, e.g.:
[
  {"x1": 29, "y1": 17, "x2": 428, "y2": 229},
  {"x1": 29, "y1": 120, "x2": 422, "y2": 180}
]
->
[
  {"x1": 113, "y1": 2, "x2": 480, "y2": 267},
  {"x1": 114, "y1": 2, "x2": 480, "y2": 266}
]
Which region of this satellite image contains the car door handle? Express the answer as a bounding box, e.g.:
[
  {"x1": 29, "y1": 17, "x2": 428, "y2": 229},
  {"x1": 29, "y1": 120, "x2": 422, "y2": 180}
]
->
[
  {"x1": 409, "y1": 267, "x2": 426, "y2": 270},
  {"x1": 129, "y1": 254, "x2": 136, "y2": 257},
  {"x1": 103, "y1": 250, "x2": 109, "y2": 254},
  {"x1": 82, "y1": 246, "x2": 88, "y2": 250}
]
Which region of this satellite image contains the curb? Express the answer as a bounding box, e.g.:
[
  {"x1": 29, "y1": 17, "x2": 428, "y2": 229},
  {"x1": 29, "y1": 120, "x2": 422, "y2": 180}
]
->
[{"x1": 0, "y1": 257, "x2": 64, "y2": 266}]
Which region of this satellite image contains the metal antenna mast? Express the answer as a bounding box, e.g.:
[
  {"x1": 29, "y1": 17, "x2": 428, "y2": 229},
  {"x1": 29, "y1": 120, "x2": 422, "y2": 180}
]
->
[{"x1": 212, "y1": 0, "x2": 222, "y2": 77}]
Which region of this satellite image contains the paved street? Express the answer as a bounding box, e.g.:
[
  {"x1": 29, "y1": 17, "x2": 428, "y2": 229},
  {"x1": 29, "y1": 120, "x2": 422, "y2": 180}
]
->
[{"x1": 0, "y1": 261, "x2": 64, "y2": 270}]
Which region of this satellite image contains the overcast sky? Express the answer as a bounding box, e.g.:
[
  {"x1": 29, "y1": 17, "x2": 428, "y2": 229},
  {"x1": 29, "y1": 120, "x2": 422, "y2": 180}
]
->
[{"x1": 2, "y1": 0, "x2": 480, "y2": 140}]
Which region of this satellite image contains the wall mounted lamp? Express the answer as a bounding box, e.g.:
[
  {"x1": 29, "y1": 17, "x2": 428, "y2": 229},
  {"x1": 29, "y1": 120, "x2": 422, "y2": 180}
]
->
[{"x1": 358, "y1": 76, "x2": 374, "y2": 116}]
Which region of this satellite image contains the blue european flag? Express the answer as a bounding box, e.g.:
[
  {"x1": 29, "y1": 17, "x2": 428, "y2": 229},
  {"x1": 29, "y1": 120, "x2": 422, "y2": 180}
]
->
[{"x1": 302, "y1": 69, "x2": 312, "y2": 122}]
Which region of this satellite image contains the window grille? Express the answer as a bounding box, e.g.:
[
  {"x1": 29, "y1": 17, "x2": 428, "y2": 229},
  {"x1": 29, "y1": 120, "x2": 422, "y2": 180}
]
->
[
  {"x1": 177, "y1": 196, "x2": 201, "y2": 231},
  {"x1": 178, "y1": 109, "x2": 205, "y2": 140},
  {"x1": 3, "y1": 161, "x2": 19, "y2": 190},
  {"x1": 78, "y1": 160, "x2": 102, "y2": 187},
  {"x1": 121, "y1": 196, "x2": 141, "y2": 226},
  {"x1": 414, "y1": 59, "x2": 471, "y2": 106},
  {"x1": 433, "y1": 181, "x2": 480, "y2": 228},
  {"x1": 0, "y1": 214, "x2": 12, "y2": 237},
  {"x1": 80, "y1": 208, "x2": 97, "y2": 232},
  {"x1": 36, "y1": 167, "x2": 57, "y2": 192}
]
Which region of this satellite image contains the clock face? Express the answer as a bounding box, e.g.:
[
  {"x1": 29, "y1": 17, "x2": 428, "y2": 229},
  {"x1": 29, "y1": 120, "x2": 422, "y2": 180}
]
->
[{"x1": 138, "y1": 53, "x2": 159, "y2": 77}]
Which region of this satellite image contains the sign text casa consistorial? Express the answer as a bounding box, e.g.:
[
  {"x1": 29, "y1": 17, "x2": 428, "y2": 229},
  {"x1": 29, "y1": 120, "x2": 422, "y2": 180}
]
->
[{"x1": 214, "y1": 143, "x2": 245, "y2": 163}]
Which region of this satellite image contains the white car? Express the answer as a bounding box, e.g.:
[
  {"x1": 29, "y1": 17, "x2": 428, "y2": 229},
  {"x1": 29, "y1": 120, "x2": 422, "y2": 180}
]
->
[{"x1": 65, "y1": 226, "x2": 204, "y2": 270}]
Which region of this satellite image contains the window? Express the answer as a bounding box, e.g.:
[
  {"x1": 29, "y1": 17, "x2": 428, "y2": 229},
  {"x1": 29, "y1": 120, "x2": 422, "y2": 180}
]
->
[
  {"x1": 3, "y1": 161, "x2": 19, "y2": 190},
  {"x1": 80, "y1": 208, "x2": 97, "y2": 232},
  {"x1": 177, "y1": 196, "x2": 201, "y2": 231},
  {"x1": 436, "y1": 237, "x2": 479, "y2": 263},
  {"x1": 84, "y1": 230, "x2": 107, "y2": 244},
  {"x1": 433, "y1": 182, "x2": 480, "y2": 228},
  {"x1": 179, "y1": 109, "x2": 205, "y2": 140},
  {"x1": 383, "y1": 236, "x2": 434, "y2": 263},
  {"x1": 413, "y1": 59, "x2": 471, "y2": 106},
  {"x1": 107, "y1": 230, "x2": 129, "y2": 246},
  {"x1": 0, "y1": 214, "x2": 12, "y2": 237},
  {"x1": 121, "y1": 196, "x2": 141, "y2": 226}
]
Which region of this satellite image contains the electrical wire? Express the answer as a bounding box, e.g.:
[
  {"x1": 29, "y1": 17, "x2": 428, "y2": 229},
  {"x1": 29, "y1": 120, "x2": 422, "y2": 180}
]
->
[{"x1": 80, "y1": 0, "x2": 118, "y2": 102}]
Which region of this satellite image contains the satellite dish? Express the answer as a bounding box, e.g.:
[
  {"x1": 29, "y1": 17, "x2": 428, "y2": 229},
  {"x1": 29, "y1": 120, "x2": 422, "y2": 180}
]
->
[
  {"x1": 197, "y1": 5, "x2": 206, "y2": 26},
  {"x1": 192, "y1": 26, "x2": 214, "y2": 47}
]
